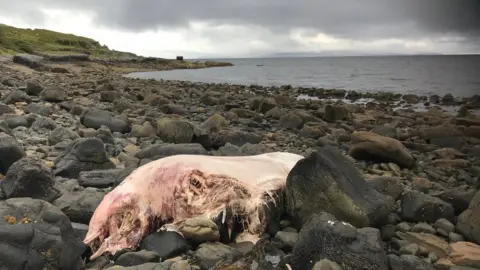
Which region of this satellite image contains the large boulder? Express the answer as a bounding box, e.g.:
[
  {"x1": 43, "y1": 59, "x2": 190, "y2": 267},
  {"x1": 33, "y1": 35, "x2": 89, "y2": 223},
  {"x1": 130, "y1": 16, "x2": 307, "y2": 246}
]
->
[
  {"x1": 0, "y1": 133, "x2": 26, "y2": 174},
  {"x1": 348, "y1": 131, "x2": 415, "y2": 168},
  {"x1": 53, "y1": 138, "x2": 116, "y2": 178},
  {"x1": 1, "y1": 157, "x2": 60, "y2": 202},
  {"x1": 457, "y1": 190, "x2": 480, "y2": 244},
  {"x1": 278, "y1": 212, "x2": 388, "y2": 270},
  {"x1": 0, "y1": 198, "x2": 85, "y2": 269},
  {"x1": 285, "y1": 146, "x2": 394, "y2": 228},
  {"x1": 81, "y1": 108, "x2": 131, "y2": 133}
]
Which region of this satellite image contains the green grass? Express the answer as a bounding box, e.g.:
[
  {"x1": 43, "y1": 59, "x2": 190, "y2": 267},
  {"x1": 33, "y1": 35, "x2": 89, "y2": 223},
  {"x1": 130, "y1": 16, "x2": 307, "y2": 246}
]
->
[{"x1": 0, "y1": 23, "x2": 137, "y2": 58}]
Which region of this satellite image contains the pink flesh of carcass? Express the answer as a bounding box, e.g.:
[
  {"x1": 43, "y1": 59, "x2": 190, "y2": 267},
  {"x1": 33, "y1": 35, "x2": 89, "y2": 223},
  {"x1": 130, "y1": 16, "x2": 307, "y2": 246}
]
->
[{"x1": 83, "y1": 152, "x2": 304, "y2": 259}]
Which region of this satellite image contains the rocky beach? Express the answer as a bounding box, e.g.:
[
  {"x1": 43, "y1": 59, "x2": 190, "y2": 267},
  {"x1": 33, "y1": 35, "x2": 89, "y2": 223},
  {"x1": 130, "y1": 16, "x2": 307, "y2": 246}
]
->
[{"x1": 0, "y1": 53, "x2": 480, "y2": 270}]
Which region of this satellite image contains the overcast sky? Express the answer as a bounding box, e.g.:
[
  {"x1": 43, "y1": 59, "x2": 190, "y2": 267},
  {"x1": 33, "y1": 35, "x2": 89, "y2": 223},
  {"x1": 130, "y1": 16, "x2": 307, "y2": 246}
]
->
[{"x1": 0, "y1": 0, "x2": 479, "y2": 58}]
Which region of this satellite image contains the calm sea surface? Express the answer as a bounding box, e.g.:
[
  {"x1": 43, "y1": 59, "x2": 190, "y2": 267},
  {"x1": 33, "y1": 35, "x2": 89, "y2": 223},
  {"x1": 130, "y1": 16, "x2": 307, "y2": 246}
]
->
[{"x1": 126, "y1": 55, "x2": 480, "y2": 97}]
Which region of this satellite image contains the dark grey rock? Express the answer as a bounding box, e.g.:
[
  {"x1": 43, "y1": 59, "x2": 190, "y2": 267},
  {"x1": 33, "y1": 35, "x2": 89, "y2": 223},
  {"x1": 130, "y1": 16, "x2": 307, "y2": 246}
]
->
[
  {"x1": 105, "y1": 262, "x2": 171, "y2": 270},
  {"x1": 115, "y1": 250, "x2": 160, "y2": 267},
  {"x1": 278, "y1": 212, "x2": 388, "y2": 270},
  {"x1": 431, "y1": 186, "x2": 477, "y2": 215},
  {"x1": 210, "y1": 129, "x2": 263, "y2": 148},
  {"x1": 449, "y1": 232, "x2": 465, "y2": 243},
  {"x1": 12, "y1": 54, "x2": 45, "y2": 69},
  {"x1": 81, "y1": 108, "x2": 131, "y2": 133},
  {"x1": 139, "y1": 231, "x2": 190, "y2": 260},
  {"x1": 411, "y1": 223, "x2": 436, "y2": 234},
  {"x1": 324, "y1": 104, "x2": 351, "y2": 122},
  {"x1": 53, "y1": 188, "x2": 106, "y2": 224},
  {"x1": 25, "y1": 79, "x2": 43, "y2": 95},
  {"x1": 0, "y1": 157, "x2": 60, "y2": 202},
  {"x1": 156, "y1": 118, "x2": 194, "y2": 144},
  {"x1": 40, "y1": 88, "x2": 66, "y2": 102},
  {"x1": 135, "y1": 143, "x2": 208, "y2": 160},
  {"x1": 250, "y1": 97, "x2": 277, "y2": 113},
  {"x1": 285, "y1": 146, "x2": 394, "y2": 228},
  {"x1": 71, "y1": 222, "x2": 89, "y2": 241},
  {"x1": 0, "y1": 133, "x2": 25, "y2": 174},
  {"x1": 53, "y1": 138, "x2": 116, "y2": 178},
  {"x1": 0, "y1": 120, "x2": 11, "y2": 135},
  {"x1": 31, "y1": 116, "x2": 57, "y2": 133},
  {"x1": 400, "y1": 190, "x2": 455, "y2": 223},
  {"x1": 279, "y1": 112, "x2": 304, "y2": 129},
  {"x1": 312, "y1": 259, "x2": 343, "y2": 270},
  {"x1": 273, "y1": 231, "x2": 299, "y2": 252},
  {"x1": 3, "y1": 90, "x2": 32, "y2": 104},
  {"x1": 366, "y1": 176, "x2": 404, "y2": 201},
  {"x1": 0, "y1": 102, "x2": 14, "y2": 115},
  {"x1": 226, "y1": 240, "x2": 285, "y2": 269},
  {"x1": 387, "y1": 254, "x2": 435, "y2": 270},
  {"x1": 456, "y1": 190, "x2": 480, "y2": 244},
  {"x1": 434, "y1": 219, "x2": 455, "y2": 235},
  {"x1": 78, "y1": 169, "x2": 124, "y2": 188},
  {"x1": 4, "y1": 115, "x2": 28, "y2": 128},
  {"x1": 0, "y1": 198, "x2": 85, "y2": 270},
  {"x1": 216, "y1": 143, "x2": 243, "y2": 156},
  {"x1": 96, "y1": 125, "x2": 115, "y2": 145},
  {"x1": 100, "y1": 91, "x2": 120, "y2": 102},
  {"x1": 194, "y1": 242, "x2": 242, "y2": 270},
  {"x1": 48, "y1": 126, "x2": 80, "y2": 146},
  {"x1": 24, "y1": 103, "x2": 53, "y2": 116}
]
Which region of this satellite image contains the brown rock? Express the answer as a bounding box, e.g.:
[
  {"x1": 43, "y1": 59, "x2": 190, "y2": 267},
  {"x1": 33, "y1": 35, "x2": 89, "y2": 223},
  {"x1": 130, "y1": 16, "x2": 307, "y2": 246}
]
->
[
  {"x1": 400, "y1": 232, "x2": 451, "y2": 258},
  {"x1": 433, "y1": 148, "x2": 466, "y2": 159},
  {"x1": 434, "y1": 258, "x2": 455, "y2": 270},
  {"x1": 180, "y1": 217, "x2": 220, "y2": 243},
  {"x1": 348, "y1": 131, "x2": 415, "y2": 168},
  {"x1": 449, "y1": 241, "x2": 480, "y2": 269},
  {"x1": 466, "y1": 126, "x2": 480, "y2": 138},
  {"x1": 432, "y1": 159, "x2": 470, "y2": 169}
]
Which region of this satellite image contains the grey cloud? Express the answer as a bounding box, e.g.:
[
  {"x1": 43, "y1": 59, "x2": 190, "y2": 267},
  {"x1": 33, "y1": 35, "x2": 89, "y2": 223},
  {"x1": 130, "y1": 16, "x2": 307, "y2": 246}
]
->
[{"x1": 1, "y1": 0, "x2": 479, "y2": 52}]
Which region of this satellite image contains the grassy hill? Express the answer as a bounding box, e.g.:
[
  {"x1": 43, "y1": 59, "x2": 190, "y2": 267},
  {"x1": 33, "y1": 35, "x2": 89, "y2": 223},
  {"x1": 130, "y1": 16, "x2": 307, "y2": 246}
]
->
[{"x1": 0, "y1": 23, "x2": 137, "y2": 58}]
